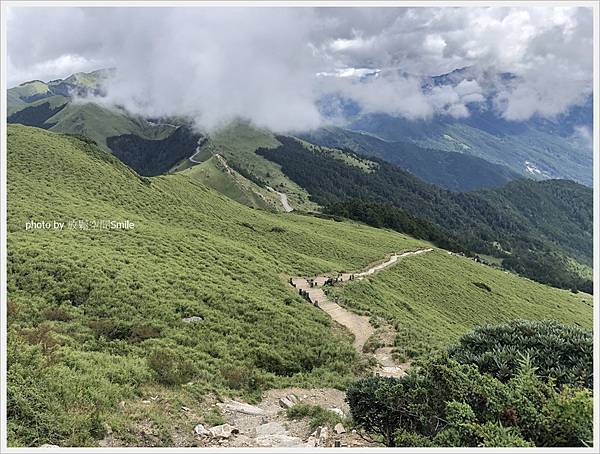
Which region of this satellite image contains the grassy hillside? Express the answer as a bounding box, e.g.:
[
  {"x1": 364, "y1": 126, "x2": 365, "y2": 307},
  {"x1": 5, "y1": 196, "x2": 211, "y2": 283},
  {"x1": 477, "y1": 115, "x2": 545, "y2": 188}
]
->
[
  {"x1": 183, "y1": 155, "x2": 279, "y2": 211},
  {"x1": 7, "y1": 80, "x2": 51, "y2": 110},
  {"x1": 6, "y1": 95, "x2": 69, "y2": 128},
  {"x1": 7, "y1": 71, "x2": 193, "y2": 176},
  {"x1": 47, "y1": 102, "x2": 176, "y2": 151},
  {"x1": 7, "y1": 124, "x2": 425, "y2": 446},
  {"x1": 257, "y1": 136, "x2": 593, "y2": 292},
  {"x1": 7, "y1": 124, "x2": 593, "y2": 447},
  {"x1": 180, "y1": 121, "x2": 318, "y2": 211},
  {"x1": 329, "y1": 250, "x2": 592, "y2": 358}
]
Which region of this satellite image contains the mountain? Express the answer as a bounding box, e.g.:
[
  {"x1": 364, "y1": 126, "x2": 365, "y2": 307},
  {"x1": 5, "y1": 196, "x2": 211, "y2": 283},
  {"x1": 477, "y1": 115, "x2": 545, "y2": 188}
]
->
[
  {"x1": 7, "y1": 68, "x2": 112, "y2": 113},
  {"x1": 7, "y1": 124, "x2": 591, "y2": 446},
  {"x1": 340, "y1": 67, "x2": 592, "y2": 186},
  {"x1": 348, "y1": 112, "x2": 592, "y2": 186},
  {"x1": 256, "y1": 136, "x2": 593, "y2": 292},
  {"x1": 6, "y1": 71, "x2": 592, "y2": 291},
  {"x1": 7, "y1": 70, "x2": 200, "y2": 176},
  {"x1": 170, "y1": 121, "x2": 319, "y2": 212},
  {"x1": 298, "y1": 126, "x2": 520, "y2": 191}
]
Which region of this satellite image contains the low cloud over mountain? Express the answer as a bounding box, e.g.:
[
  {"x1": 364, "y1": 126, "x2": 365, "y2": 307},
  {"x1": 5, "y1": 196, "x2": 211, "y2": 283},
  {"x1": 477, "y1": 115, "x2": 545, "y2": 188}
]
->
[{"x1": 7, "y1": 6, "x2": 593, "y2": 132}]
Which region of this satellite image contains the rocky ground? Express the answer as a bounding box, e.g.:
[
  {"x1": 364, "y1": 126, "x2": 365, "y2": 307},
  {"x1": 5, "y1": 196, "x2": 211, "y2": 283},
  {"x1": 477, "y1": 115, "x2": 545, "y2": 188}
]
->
[{"x1": 191, "y1": 388, "x2": 376, "y2": 448}]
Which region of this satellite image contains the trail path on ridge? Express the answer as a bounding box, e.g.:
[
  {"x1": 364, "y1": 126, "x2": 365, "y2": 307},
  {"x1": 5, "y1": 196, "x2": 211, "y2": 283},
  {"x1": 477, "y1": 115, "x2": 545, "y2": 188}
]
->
[{"x1": 290, "y1": 248, "x2": 433, "y2": 377}]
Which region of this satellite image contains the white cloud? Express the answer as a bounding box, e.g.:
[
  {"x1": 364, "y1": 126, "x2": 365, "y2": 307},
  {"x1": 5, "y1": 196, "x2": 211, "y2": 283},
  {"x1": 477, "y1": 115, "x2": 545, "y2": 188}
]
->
[
  {"x1": 333, "y1": 74, "x2": 434, "y2": 120},
  {"x1": 7, "y1": 6, "x2": 593, "y2": 130}
]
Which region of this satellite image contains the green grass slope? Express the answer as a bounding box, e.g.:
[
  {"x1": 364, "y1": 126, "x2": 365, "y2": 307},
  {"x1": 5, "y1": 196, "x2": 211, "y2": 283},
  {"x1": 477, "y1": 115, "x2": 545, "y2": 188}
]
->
[
  {"x1": 6, "y1": 95, "x2": 70, "y2": 127},
  {"x1": 8, "y1": 124, "x2": 427, "y2": 446},
  {"x1": 7, "y1": 80, "x2": 51, "y2": 108},
  {"x1": 183, "y1": 154, "x2": 278, "y2": 211},
  {"x1": 178, "y1": 121, "x2": 318, "y2": 211},
  {"x1": 46, "y1": 102, "x2": 176, "y2": 151},
  {"x1": 329, "y1": 249, "x2": 592, "y2": 358}
]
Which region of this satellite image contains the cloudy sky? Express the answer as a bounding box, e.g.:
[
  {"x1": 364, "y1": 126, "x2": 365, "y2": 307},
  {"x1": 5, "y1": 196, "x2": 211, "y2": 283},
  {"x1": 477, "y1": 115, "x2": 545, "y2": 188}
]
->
[{"x1": 7, "y1": 6, "x2": 594, "y2": 132}]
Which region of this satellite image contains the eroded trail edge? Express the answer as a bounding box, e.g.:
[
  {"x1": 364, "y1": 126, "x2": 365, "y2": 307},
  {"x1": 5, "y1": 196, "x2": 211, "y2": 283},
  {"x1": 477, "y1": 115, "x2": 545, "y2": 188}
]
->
[{"x1": 290, "y1": 248, "x2": 433, "y2": 377}]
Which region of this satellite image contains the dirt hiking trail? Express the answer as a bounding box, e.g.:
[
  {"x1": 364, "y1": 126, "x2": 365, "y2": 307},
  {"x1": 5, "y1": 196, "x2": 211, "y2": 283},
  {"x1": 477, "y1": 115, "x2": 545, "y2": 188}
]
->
[{"x1": 290, "y1": 248, "x2": 433, "y2": 377}]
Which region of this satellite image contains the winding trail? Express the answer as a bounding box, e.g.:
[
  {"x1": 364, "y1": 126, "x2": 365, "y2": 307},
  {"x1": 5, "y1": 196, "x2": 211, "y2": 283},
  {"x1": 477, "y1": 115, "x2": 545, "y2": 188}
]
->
[
  {"x1": 188, "y1": 139, "x2": 205, "y2": 164},
  {"x1": 266, "y1": 186, "x2": 293, "y2": 212},
  {"x1": 290, "y1": 248, "x2": 433, "y2": 376}
]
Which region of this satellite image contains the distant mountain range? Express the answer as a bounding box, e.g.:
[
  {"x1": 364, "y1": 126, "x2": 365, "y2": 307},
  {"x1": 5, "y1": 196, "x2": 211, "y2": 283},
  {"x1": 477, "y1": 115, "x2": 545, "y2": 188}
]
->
[
  {"x1": 337, "y1": 67, "x2": 593, "y2": 186},
  {"x1": 297, "y1": 126, "x2": 520, "y2": 192}
]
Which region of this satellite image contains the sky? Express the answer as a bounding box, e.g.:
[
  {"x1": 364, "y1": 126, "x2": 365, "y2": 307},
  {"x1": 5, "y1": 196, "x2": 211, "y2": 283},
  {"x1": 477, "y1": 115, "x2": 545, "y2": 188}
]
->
[{"x1": 6, "y1": 6, "x2": 594, "y2": 132}]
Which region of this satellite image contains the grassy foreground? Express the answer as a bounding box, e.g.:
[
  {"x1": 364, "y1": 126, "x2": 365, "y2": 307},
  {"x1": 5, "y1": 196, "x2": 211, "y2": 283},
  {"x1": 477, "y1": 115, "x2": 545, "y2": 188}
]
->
[
  {"x1": 7, "y1": 124, "x2": 423, "y2": 446},
  {"x1": 6, "y1": 124, "x2": 593, "y2": 447}
]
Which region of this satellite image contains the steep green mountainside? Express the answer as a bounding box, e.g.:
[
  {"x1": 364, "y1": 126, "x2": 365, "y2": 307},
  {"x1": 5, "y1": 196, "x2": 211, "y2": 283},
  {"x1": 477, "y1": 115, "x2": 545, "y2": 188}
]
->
[
  {"x1": 45, "y1": 102, "x2": 177, "y2": 150},
  {"x1": 8, "y1": 72, "x2": 200, "y2": 176},
  {"x1": 298, "y1": 126, "x2": 520, "y2": 191},
  {"x1": 257, "y1": 137, "x2": 593, "y2": 292},
  {"x1": 7, "y1": 80, "x2": 54, "y2": 114},
  {"x1": 7, "y1": 124, "x2": 593, "y2": 447},
  {"x1": 172, "y1": 121, "x2": 318, "y2": 211},
  {"x1": 182, "y1": 154, "x2": 280, "y2": 211},
  {"x1": 349, "y1": 113, "x2": 592, "y2": 186},
  {"x1": 5, "y1": 95, "x2": 70, "y2": 127}
]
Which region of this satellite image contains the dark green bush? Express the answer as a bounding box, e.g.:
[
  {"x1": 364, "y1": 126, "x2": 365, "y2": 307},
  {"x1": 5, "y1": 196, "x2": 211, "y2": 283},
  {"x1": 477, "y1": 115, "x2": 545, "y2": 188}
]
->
[
  {"x1": 88, "y1": 319, "x2": 132, "y2": 340},
  {"x1": 448, "y1": 320, "x2": 592, "y2": 388},
  {"x1": 347, "y1": 352, "x2": 592, "y2": 447},
  {"x1": 346, "y1": 376, "x2": 407, "y2": 446},
  {"x1": 129, "y1": 324, "x2": 161, "y2": 342},
  {"x1": 473, "y1": 282, "x2": 492, "y2": 292},
  {"x1": 220, "y1": 364, "x2": 268, "y2": 394}
]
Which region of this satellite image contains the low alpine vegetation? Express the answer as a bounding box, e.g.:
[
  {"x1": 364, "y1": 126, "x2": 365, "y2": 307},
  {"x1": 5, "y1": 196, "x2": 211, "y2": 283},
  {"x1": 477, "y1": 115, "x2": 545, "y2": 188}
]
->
[
  {"x1": 449, "y1": 319, "x2": 592, "y2": 388},
  {"x1": 347, "y1": 321, "x2": 593, "y2": 448}
]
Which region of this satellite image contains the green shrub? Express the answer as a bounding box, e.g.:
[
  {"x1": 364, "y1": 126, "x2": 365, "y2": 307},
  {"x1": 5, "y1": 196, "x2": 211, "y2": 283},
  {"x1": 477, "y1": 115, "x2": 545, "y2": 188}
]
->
[
  {"x1": 42, "y1": 306, "x2": 73, "y2": 322},
  {"x1": 472, "y1": 282, "x2": 492, "y2": 292},
  {"x1": 129, "y1": 324, "x2": 161, "y2": 342},
  {"x1": 220, "y1": 364, "x2": 268, "y2": 395},
  {"x1": 148, "y1": 349, "x2": 196, "y2": 385},
  {"x1": 362, "y1": 334, "x2": 383, "y2": 353},
  {"x1": 346, "y1": 376, "x2": 407, "y2": 446},
  {"x1": 87, "y1": 319, "x2": 132, "y2": 341},
  {"x1": 449, "y1": 320, "x2": 592, "y2": 388},
  {"x1": 346, "y1": 352, "x2": 592, "y2": 447},
  {"x1": 7, "y1": 335, "x2": 149, "y2": 446},
  {"x1": 539, "y1": 386, "x2": 593, "y2": 447},
  {"x1": 286, "y1": 404, "x2": 344, "y2": 431}
]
